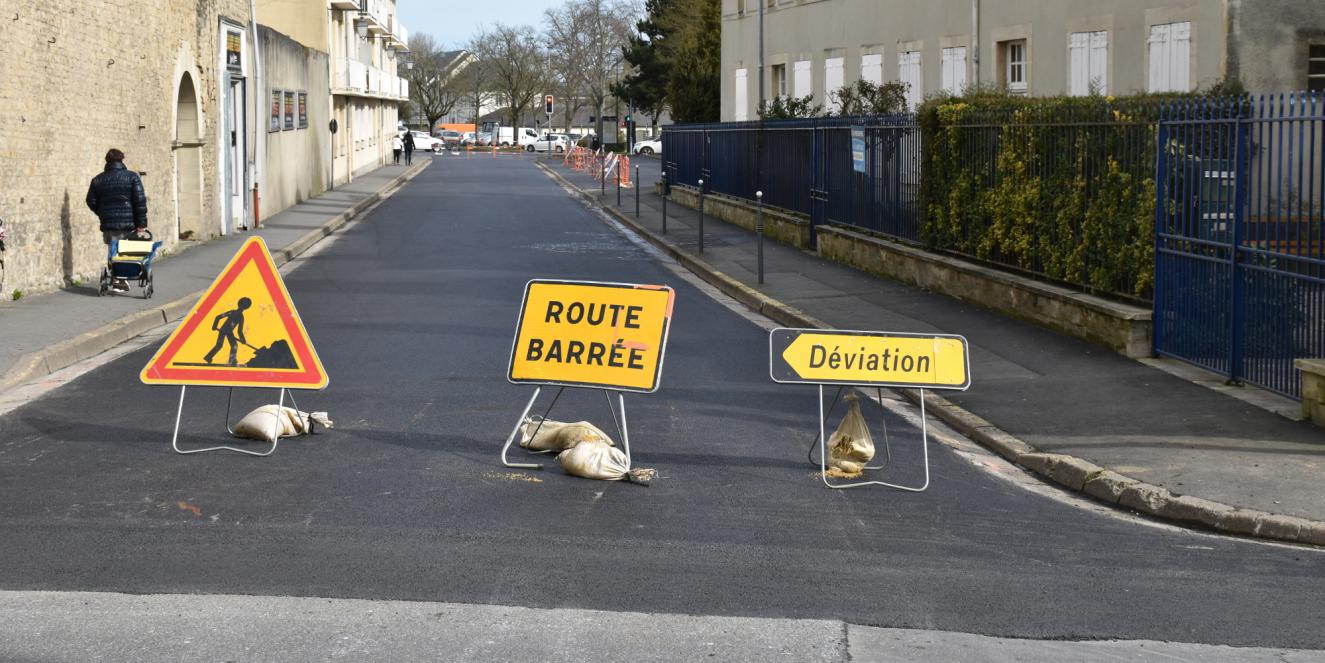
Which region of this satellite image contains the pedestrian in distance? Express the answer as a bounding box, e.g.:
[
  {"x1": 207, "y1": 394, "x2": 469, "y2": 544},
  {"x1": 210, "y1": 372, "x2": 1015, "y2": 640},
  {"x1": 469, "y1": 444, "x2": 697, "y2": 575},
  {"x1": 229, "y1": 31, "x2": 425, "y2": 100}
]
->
[
  {"x1": 86, "y1": 148, "x2": 147, "y2": 293},
  {"x1": 204, "y1": 297, "x2": 252, "y2": 366},
  {"x1": 392, "y1": 133, "x2": 403, "y2": 165},
  {"x1": 402, "y1": 131, "x2": 415, "y2": 166}
]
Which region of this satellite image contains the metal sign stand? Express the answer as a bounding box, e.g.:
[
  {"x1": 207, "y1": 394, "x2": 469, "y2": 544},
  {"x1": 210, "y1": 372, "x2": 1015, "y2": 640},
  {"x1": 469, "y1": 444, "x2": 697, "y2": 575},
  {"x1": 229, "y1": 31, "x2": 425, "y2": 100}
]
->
[
  {"x1": 499, "y1": 386, "x2": 631, "y2": 470},
  {"x1": 171, "y1": 385, "x2": 304, "y2": 456},
  {"x1": 813, "y1": 384, "x2": 930, "y2": 492}
]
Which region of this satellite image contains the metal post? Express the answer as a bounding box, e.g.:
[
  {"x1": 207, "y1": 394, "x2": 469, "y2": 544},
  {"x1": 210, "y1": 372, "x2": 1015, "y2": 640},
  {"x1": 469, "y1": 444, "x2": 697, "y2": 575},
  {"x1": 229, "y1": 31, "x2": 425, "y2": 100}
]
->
[
  {"x1": 635, "y1": 165, "x2": 640, "y2": 217},
  {"x1": 601, "y1": 158, "x2": 606, "y2": 199},
  {"x1": 756, "y1": 190, "x2": 765, "y2": 284},
  {"x1": 616, "y1": 158, "x2": 622, "y2": 206},
  {"x1": 661, "y1": 172, "x2": 668, "y2": 233},
  {"x1": 697, "y1": 178, "x2": 705, "y2": 253}
]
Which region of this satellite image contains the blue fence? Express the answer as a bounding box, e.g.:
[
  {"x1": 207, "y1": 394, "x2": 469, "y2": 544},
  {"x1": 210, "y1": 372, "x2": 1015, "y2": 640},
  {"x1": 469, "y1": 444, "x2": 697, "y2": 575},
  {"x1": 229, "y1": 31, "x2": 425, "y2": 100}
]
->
[
  {"x1": 664, "y1": 116, "x2": 921, "y2": 245},
  {"x1": 1155, "y1": 93, "x2": 1325, "y2": 399}
]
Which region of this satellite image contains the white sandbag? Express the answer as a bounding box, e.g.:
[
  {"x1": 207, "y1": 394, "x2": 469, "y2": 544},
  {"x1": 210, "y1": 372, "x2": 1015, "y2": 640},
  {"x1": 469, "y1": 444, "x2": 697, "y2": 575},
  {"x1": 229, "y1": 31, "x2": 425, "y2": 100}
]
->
[
  {"x1": 827, "y1": 394, "x2": 875, "y2": 476},
  {"x1": 558, "y1": 439, "x2": 631, "y2": 481},
  {"x1": 232, "y1": 405, "x2": 333, "y2": 443},
  {"x1": 518, "y1": 417, "x2": 613, "y2": 452}
]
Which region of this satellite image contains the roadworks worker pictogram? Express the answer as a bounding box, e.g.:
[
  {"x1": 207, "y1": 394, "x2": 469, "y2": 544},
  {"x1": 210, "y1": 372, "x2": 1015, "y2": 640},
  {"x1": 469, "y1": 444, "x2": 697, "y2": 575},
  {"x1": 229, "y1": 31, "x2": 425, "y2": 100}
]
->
[{"x1": 140, "y1": 237, "x2": 327, "y2": 390}]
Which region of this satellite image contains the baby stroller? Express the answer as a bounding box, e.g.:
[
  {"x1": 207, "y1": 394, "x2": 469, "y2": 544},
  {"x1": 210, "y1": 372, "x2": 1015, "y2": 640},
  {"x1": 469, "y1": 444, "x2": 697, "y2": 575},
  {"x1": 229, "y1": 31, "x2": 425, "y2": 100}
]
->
[{"x1": 99, "y1": 229, "x2": 162, "y2": 298}]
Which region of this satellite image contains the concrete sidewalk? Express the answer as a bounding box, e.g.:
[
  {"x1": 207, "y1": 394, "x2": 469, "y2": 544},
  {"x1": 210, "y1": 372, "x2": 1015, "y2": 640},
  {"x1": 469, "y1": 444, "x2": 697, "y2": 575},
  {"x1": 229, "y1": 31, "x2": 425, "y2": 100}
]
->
[
  {"x1": 0, "y1": 160, "x2": 428, "y2": 393},
  {"x1": 542, "y1": 159, "x2": 1325, "y2": 547}
]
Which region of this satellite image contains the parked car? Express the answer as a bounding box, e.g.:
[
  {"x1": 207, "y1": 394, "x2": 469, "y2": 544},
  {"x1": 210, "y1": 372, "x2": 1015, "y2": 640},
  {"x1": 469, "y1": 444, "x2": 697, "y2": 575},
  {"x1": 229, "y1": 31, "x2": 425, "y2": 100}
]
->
[
  {"x1": 437, "y1": 130, "x2": 464, "y2": 149},
  {"x1": 408, "y1": 131, "x2": 443, "y2": 153},
  {"x1": 459, "y1": 131, "x2": 477, "y2": 146},
  {"x1": 530, "y1": 133, "x2": 571, "y2": 153},
  {"x1": 475, "y1": 132, "x2": 493, "y2": 146},
  {"x1": 633, "y1": 137, "x2": 662, "y2": 155}
]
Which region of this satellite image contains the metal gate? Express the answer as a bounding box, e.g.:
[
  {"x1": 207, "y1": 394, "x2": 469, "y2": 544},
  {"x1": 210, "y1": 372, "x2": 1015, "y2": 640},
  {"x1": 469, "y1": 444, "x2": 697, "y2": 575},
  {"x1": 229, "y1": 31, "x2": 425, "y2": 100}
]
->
[{"x1": 1154, "y1": 94, "x2": 1325, "y2": 399}]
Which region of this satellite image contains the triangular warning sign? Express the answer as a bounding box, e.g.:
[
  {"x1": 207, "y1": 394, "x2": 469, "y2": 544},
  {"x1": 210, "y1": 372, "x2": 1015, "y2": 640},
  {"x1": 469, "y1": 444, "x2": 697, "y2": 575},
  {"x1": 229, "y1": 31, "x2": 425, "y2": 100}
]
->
[{"x1": 140, "y1": 237, "x2": 328, "y2": 390}]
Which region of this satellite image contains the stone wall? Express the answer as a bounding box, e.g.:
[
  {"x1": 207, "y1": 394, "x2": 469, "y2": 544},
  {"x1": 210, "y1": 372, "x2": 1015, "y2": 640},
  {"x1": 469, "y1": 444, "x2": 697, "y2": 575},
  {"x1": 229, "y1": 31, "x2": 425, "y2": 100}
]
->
[
  {"x1": 815, "y1": 225, "x2": 1153, "y2": 357},
  {"x1": 0, "y1": 0, "x2": 251, "y2": 299},
  {"x1": 657, "y1": 183, "x2": 812, "y2": 249}
]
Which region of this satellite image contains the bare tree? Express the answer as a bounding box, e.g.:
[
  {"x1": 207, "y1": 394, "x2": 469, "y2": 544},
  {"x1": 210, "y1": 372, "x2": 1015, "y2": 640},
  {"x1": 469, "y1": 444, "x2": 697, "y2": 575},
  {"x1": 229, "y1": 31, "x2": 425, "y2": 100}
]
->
[
  {"x1": 543, "y1": 0, "x2": 640, "y2": 144},
  {"x1": 404, "y1": 33, "x2": 465, "y2": 131},
  {"x1": 471, "y1": 24, "x2": 546, "y2": 145}
]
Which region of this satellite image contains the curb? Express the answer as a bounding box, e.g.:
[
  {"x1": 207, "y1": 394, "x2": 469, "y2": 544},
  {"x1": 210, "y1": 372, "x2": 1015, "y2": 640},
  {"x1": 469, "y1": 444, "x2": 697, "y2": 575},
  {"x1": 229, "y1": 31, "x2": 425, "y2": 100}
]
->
[
  {"x1": 538, "y1": 161, "x2": 1325, "y2": 548},
  {"x1": 0, "y1": 160, "x2": 430, "y2": 395}
]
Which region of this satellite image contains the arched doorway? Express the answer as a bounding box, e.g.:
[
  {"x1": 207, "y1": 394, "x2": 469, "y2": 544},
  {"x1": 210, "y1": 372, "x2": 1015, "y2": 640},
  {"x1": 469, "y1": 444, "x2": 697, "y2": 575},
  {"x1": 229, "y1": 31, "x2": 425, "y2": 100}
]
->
[{"x1": 175, "y1": 72, "x2": 203, "y2": 240}]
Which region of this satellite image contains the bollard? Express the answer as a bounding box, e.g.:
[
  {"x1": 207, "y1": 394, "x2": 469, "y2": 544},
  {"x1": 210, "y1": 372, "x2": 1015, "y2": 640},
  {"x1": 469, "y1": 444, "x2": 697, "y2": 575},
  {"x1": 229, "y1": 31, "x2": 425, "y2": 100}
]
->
[
  {"x1": 616, "y1": 159, "x2": 622, "y2": 207},
  {"x1": 697, "y1": 178, "x2": 705, "y2": 254},
  {"x1": 601, "y1": 160, "x2": 606, "y2": 198},
  {"x1": 661, "y1": 172, "x2": 668, "y2": 234},
  {"x1": 635, "y1": 165, "x2": 640, "y2": 218},
  {"x1": 756, "y1": 191, "x2": 765, "y2": 284}
]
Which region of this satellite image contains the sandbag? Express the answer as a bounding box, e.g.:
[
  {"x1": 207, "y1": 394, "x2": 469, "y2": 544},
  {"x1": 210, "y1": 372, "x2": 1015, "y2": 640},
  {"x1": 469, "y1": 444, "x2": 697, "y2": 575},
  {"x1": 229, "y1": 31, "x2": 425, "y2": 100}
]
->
[
  {"x1": 518, "y1": 417, "x2": 613, "y2": 452},
  {"x1": 827, "y1": 394, "x2": 874, "y2": 476},
  {"x1": 558, "y1": 439, "x2": 631, "y2": 480},
  {"x1": 232, "y1": 405, "x2": 333, "y2": 443}
]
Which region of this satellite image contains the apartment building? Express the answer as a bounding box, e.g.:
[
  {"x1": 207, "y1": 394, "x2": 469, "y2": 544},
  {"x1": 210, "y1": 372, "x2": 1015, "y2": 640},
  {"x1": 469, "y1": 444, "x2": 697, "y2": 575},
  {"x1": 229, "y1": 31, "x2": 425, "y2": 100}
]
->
[
  {"x1": 721, "y1": 0, "x2": 1325, "y2": 121},
  {"x1": 262, "y1": 0, "x2": 410, "y2": 184}
]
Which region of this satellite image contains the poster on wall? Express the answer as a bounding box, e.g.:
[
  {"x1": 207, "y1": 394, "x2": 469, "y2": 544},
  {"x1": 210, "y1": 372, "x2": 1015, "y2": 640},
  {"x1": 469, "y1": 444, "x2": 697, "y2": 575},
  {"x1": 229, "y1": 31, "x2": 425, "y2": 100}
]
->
[
  {"x1": 283, "y1": 91, "x2": 295, "y2": 131},
  {"x1": 225, "y1": 29, "x2": 243, "y2": 71},
  {"x1": 269, "y1": 90, "x2": 282, "y2": 133},
  {"x1": 297, "y1": 92, "x2": 308, "y2": 129}
]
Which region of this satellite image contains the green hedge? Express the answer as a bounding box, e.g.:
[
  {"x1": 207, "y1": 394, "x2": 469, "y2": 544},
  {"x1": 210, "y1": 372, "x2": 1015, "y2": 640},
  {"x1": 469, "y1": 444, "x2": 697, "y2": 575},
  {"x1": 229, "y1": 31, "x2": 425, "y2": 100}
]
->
[{"x1": 917, "y1": 91, "x2": 1211, "y2": 300}]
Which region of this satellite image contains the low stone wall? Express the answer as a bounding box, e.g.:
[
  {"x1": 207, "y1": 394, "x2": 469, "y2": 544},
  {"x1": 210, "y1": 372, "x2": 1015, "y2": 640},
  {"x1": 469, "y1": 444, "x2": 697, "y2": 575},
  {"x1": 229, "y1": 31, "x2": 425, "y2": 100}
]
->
[
  {"x1": 1295, "y1": 359, "x2": 1325, "y2": 427},
  {"x1": 655, "y1": 183, "x2": 812, "y2": 249},
  {"x1": 815, "y1": 225, "x2": 1153, "y2": 358}
]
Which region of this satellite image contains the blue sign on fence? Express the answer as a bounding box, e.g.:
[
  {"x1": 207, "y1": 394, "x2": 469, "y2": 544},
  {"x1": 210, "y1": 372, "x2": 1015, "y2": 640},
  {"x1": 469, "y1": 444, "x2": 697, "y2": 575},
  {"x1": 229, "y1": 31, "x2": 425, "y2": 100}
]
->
[{"x1": 851, "y1": 126, "x2": 866, "y2": 174}]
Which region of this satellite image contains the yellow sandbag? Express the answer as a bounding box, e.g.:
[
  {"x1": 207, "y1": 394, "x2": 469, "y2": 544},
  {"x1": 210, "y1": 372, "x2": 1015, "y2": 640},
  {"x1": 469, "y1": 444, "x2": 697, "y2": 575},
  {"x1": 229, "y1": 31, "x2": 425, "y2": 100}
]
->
[
  {"x1": 828, "y1": 394, "x2": 874, "y2": 475},
  {"x1": 518, "y1": 418, "x2": 613, "y2": 452},
  {"x1": 232, "y1": 405, "x2": 333, "y2": 443}
]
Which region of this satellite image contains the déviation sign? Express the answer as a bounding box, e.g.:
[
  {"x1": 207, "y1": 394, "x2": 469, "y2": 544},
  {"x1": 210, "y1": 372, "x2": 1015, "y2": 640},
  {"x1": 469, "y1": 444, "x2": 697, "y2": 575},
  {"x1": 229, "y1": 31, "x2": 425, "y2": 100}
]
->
[
  {"x1": 769, "y1": 328, "x2": 969, "y2": 390},
  {"x1": 508, "y1": 280, "x2": 675, "y2": 393}
]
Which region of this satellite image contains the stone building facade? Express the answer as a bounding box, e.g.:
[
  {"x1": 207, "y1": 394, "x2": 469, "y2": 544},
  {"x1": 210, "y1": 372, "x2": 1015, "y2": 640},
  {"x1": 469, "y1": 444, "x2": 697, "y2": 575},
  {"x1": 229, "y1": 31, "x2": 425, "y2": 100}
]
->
[
  {"x1": 0, "y1": 0, "x2": 258, "y2": 298},
  {"x1": 721, "y1": 0, "x2": 1325, "y2": 121}
]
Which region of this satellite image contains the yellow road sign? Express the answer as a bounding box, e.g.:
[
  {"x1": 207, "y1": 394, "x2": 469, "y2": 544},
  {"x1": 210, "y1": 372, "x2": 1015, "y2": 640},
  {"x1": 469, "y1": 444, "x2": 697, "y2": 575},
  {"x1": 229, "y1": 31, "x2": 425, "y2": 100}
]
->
[
  {"x1": 140, "y1": 237, "x2": 328, "y2": 390},
  {"x1": 508, "y1": 280, "x2": 675, "y2": 393},
  {"x1": 769, "y1": 328, "x2": 969, "y2": 390}
]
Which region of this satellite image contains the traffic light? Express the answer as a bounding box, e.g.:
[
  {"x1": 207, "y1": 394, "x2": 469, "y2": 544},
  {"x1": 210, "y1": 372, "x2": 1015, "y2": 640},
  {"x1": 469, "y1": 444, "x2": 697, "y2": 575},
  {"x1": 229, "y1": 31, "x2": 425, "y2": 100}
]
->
[{"x1": 544, "y1": 94, "x2": 555, "y2": 115}]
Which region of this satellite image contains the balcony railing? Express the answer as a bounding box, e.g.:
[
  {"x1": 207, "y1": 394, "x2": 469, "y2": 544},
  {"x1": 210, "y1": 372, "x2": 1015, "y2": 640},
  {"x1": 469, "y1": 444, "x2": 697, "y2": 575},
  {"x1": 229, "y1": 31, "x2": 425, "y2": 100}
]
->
[
  {"x1": 332, "y1": 57, "x2": 409, "y2": 101},
  {"x1": 387, "y1": 19, "x2": 408, "y2": 50}
]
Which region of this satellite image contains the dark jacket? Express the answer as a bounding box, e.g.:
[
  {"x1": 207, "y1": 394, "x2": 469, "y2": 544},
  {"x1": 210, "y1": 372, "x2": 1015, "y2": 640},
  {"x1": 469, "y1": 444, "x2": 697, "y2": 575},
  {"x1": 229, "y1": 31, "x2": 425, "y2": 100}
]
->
[
  {"x1": 402, "y1": 132, "x2": 415, "y2": 151},
  {"x1": 86, "y1": 162, "x2": 147, "y2": 232}
]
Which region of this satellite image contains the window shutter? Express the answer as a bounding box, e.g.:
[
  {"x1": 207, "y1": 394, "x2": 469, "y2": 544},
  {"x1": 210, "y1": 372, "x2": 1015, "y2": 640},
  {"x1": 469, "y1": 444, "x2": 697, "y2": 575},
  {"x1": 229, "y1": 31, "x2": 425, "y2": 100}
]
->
[
  {"x1": 734, "y1": 68, "x2": 748, "y2": 121},
  {"x1": 1148, "y1": 24, "x2": 1170, "y2": 92},
  {"x1": 793, "y1": 60, "x2": 811, "y2": 98},
  {"x1": 1171, "y1": 22, "x2": 1191, "y2": 92},
  {"x1": 898, "y1": 52, "x2": 921, "y2": 110},
  {"x1": 1069, "y1": 32, "x2": 1089, "y2": 96},
  {"x1": 861, "y1": 53, "x2": 882, "y2": 85},
  {"x1": 824, "y1": 57, "x2": 844, "y2": 112},
  {"x1": 1089, "y1": 31, "x2": 1108, "y2": 95}
]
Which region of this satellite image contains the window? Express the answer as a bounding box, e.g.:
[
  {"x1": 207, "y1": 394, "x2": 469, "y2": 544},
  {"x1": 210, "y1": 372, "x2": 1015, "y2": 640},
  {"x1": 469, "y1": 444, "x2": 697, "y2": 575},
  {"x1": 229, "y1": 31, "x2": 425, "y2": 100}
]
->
[
  {"x1": 897, "y1": 51, "x2": 922, "y2": 110},
  {"x1": 941, "y1": 46, "x2": 967, "y2": 94},
  {"x1": 1069, "y1": 31, "x2": 1108, "y2": 95},
  {"x1": 860, "y1": 53, "x2": 883, "y2": 85},
  {"x1": 793, "y1": 60, "x2": 812, "y2": 98},
  {"x1": 1003, "y1": 40, "x2": 1027, "y2": 92},
  {"x1": 734, "y1": 68, "x2": 749, "y2": 121},
  {"x1": 1310, "y1": 44, "x2": 1325, "y2": 92},
  {"x1": 772, "y1": 63, "x2": 787, "y2": 97},
  {"x1": 824, "y1": 57, "x2": 844, "y2": 112},
  {"x1": 1148, "y1": 22, "x2": 1191, "y2": 92}
]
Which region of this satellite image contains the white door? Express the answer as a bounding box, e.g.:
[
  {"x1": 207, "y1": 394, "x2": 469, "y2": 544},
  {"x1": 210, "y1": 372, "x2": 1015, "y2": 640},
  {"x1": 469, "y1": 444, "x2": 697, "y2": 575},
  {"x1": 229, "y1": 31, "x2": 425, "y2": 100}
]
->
[
  {"x1": 221, "y1": 75, "x2": 246, "y2": 234},
  {"x1": 793, "y1": 60, "x2": 811, "y2": 98},
  {"x1": 734, "y1": 68, "x2": 748, "y2": 120}
]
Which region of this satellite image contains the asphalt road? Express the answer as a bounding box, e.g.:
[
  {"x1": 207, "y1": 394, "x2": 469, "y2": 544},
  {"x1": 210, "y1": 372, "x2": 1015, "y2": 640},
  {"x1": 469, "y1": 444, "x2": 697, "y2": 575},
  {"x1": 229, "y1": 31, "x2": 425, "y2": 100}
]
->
[{"x1": 0, "y1": 154, "x2": 1323, "y2": 650}]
